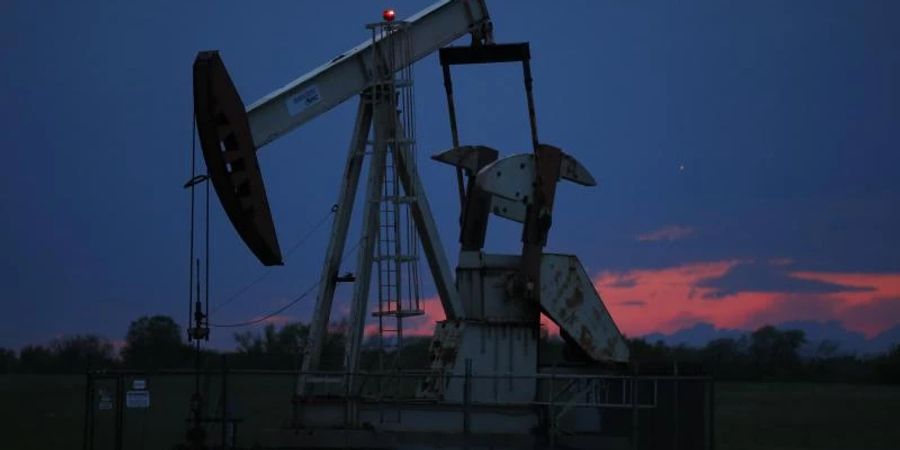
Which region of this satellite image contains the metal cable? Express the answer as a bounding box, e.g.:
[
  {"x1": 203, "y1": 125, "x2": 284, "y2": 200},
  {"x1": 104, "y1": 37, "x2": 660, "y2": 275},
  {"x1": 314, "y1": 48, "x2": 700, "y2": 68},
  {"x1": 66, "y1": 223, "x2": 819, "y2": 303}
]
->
[
  {"x1": 187, "y1": 116, "x2": 196, "y2": 334},
  {"x1": 209, "y1": 238, "x2": 362, "y2": 328},
  {"x1": 204, "y1": 160, "x2": 210, "y2": 327},
  {"x1": 211, "y1": 207, "x2": 336, "y2": 314}
]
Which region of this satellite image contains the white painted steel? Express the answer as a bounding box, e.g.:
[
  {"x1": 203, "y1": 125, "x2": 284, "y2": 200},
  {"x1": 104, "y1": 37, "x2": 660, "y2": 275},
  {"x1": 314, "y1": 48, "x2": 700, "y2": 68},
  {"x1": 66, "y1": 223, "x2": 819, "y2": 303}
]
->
[
  {"x1": 394, "y1": 124, "x2": 463, "y2": 320},
  {"x1": 475, "y1": 152, "x2": 597, "y2": 205},
  {"x1": 345, "y1": 102, "x2": 392, "y2": 379},
  {"x1": 539, "y1": 254, "x2": 630, "y2": 362},
  {"x1": 297, "y1": 99, "x2": 372, "y2": 396},
  {"x1": 246, "y1": 0, "x2": 491, "y2": 148},
  {"x1": 490, "y1": 195, "x2": 527, "y2": 222}
]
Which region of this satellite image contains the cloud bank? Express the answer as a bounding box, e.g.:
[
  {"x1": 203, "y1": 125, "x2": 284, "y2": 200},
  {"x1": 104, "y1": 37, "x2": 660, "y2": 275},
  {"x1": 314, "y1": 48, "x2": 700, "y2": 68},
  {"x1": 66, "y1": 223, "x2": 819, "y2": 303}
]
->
[
  {"x1": 637, "y1": 225, "x2": 695, "y2": 242},
  {"x1": 595, "y1": 259, "x2": 900, "y2": 338}
]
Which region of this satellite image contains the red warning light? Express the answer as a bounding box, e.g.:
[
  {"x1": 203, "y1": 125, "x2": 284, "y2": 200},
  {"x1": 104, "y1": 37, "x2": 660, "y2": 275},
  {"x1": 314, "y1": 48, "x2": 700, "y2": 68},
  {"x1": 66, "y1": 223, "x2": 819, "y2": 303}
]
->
[{"x1": 383, "y1": 8, "x2": 396, "y2": 22}]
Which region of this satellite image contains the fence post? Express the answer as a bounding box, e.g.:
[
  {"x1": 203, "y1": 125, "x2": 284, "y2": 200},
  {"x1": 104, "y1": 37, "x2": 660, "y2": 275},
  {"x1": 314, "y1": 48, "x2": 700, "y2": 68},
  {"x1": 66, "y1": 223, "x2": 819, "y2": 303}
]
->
[
  {"x1": 673, "y1": 362, "x2": 679, "y2": 450},
  {"x1": 221, "y1": 354, "x2": 229, "y2": 449},
  {"x1": 463, "y1": 358, "x2": 472, "y2": 436},
  {"x1": 82, "y1": 371, "x2": 93, "y2": 450},
  {"x1": 114, "y1": 374, "x2": 124, "y2": 450},
  {"x1": 549, "y1": 365, "x2": 556, "y2": 449},
  {"x1": 706, "y1": 377, "x2": 715, "y2": 450},
  {"x1": 344, "y1": 370, "x2": 353, "y2": 427},
  {"x1": 631, "y1": 363, "x2": 639, "y2": 450}
]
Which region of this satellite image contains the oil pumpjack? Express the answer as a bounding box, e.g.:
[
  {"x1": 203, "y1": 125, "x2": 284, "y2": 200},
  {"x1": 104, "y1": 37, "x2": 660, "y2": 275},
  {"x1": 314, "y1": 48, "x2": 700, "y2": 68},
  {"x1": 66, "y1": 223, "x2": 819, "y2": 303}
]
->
[{"x1": 193, "y1": 0, "x2": 632, "y2": 447}]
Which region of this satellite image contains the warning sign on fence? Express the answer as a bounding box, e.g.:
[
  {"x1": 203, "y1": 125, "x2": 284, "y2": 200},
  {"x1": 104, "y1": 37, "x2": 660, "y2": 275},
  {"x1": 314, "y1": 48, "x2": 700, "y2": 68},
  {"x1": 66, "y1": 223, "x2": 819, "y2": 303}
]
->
[
  {"x1": 125, "y1": 390, "x2": 150, "y2": 408},
  {"x1": 98, "y1": 389, "x2": 113, "y2": 411}
]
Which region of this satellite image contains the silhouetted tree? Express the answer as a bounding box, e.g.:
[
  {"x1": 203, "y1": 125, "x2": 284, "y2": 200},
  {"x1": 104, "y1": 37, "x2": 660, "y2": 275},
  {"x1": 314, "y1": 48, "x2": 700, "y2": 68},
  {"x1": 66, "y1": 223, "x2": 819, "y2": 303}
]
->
[
  {"x1": 702, "y1": 338, "x2": 744, "y2": 365},
  {"x1": 233, "y1": 321, "x2": 348, "y2": 370},
  {"x1": 0, "y1": 347, "x2": 17, "y2": 373},
  {"x1": 627, "y1": 338, "x2": 672, "y2": 362},
  {"x1": 812, "y1": 339, "x2": 841, "y2": 360},
  {"x1": 699, "y1": 337, "x2": 749, "y2": 378},
  {"x1": 235, "y1": 323, "x2": 312, "y2": 355},
  {"x1": 319, "y1": 322, "x2": 347, "y2": 370},
  {"x1": 233, "y1": 330, "x2": 265, "y2": 355},
  {"x1": 49, "y1": 334, "x2": 115, "y2": 372},
  {"x1": 749, "y1": 325, "x2": 806, "y2": 378},
  {"x1": 875, "y1": 344, "x2": 900, "y2": 384},
  {"x1": 121, "y1": 315, "x2": 191, "y2": 369},
  {"x1": 269, "y1": 323, "x2": 308, "y2": 355},
  {"x1": 18, "y1": 345, "x2": 55, "y2": 373}
]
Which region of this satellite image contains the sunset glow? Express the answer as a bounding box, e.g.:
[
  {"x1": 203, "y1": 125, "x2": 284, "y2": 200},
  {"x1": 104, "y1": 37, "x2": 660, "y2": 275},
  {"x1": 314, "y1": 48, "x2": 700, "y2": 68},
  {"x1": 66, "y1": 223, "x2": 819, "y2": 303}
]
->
[
  {"x1": 597, "y1": 261, "x2": 900, "y2": 338},
  {"x1": 354, "y1": 260, "x2": 900, "y2": 340}
]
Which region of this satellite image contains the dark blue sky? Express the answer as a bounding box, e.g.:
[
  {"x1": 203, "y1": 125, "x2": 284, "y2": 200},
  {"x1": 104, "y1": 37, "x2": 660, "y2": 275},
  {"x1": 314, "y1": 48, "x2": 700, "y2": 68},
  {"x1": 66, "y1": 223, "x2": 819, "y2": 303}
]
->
[{"x1": 2, "y1": 1, "x2": 898, "y2": 350}]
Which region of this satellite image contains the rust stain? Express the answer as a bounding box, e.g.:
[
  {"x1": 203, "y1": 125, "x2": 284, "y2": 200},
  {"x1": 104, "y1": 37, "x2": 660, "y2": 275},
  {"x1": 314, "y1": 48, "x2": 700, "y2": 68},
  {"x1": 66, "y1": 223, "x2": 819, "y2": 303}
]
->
[
  {"x1": 566, "y1": 286, "x2": 585, "y2": 309},
  {"x1": 579, "y1": 325, "x2": 596, "y2": 356}
]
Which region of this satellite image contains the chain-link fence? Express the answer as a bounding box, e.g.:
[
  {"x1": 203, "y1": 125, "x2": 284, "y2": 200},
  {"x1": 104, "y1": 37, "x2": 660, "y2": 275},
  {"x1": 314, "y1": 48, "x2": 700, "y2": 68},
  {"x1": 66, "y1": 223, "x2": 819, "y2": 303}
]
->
[{"x1": 83, "y1": 361, "x2": 712, "y2": 450}]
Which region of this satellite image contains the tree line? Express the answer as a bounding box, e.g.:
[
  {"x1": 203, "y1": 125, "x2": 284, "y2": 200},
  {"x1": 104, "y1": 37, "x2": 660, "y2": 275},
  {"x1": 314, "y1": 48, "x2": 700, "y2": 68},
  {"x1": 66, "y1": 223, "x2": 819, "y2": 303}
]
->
[
  {"x1": 0, "y1": 315, "x2": 897, "y2": 384},
  {"x1": 624, "y1": 325, "x2": 900, "y2": 384},
  {"x1": 0, "y1": 315, "x2": 430, "y2": 373}
]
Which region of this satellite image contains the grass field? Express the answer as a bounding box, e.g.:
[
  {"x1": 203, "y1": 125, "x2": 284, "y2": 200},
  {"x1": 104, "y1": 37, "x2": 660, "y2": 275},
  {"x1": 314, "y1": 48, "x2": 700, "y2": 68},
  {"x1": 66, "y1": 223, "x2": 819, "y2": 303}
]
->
[
  {"x1": 1, "y1": 375, "x2": 899, "y2": 449},
  {"x1": 715, "y1": 382, "x2": 900, "y2": 450}
]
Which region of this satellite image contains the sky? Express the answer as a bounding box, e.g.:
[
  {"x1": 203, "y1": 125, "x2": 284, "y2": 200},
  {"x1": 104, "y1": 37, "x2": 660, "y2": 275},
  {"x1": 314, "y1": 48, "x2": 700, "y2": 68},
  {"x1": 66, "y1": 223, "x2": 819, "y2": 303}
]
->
[{"x1": 1, "y1": 1, "x2": 898, "y2": 352}]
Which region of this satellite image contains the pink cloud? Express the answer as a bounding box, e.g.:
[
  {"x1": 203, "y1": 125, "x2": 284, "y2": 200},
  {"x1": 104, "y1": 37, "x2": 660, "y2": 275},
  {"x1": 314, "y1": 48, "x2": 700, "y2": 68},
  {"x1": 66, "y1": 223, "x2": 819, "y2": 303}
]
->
[
  {"x1": 768, "y1": 257, "x2": 795, "y2": 266},
  {"x1": 595, "y1": 260, "x2": 752, "y2": 336},
  {"x1": 786, "y1": 271, "x2": 900, "y2": 336},
  {"x1": 788, "y1": 271, "x2": 900, "y2": 306},
  {"x1": 637, "y1": 225, "x2": 695, "y2": 242},
  {"x1": 593, "y1": 261, "x2": 900, "y2": 338},
  {"x1": 841, "y1": 299, "x2": 900, "y2": 337}
]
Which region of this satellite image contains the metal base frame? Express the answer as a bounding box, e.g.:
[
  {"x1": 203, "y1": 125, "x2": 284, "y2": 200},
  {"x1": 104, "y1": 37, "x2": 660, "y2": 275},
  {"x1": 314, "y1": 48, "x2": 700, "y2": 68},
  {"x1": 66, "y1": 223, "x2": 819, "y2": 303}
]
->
[{"x1": 297, "y1": 93, "x2": 462, "y2": 410}]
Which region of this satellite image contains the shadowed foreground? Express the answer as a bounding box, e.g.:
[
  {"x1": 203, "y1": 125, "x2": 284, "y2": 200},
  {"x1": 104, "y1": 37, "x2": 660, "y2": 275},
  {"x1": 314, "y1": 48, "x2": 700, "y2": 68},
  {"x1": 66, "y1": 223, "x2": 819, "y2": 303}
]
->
[
  {"x1": 715, "y1": 382, "x2": 900, "y2": 450},
  {"x1": 1, "y1": 376, "x2": 899, "y2": 449}
]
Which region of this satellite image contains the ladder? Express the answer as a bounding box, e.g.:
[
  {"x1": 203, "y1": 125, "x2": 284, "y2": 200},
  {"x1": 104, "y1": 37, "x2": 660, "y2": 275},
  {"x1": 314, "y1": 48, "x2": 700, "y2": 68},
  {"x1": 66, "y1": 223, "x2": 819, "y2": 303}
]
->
[{"x1": 369, "y1": 19, "x2": 425, "y2": 377}]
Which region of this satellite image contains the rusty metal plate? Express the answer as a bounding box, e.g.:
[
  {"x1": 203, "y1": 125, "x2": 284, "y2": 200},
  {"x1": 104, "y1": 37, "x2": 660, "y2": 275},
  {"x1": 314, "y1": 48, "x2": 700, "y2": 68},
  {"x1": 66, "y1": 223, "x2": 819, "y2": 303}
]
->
[
  {"x1": 193, "y1": 51, "x2": 282, "y2": 266},
  {"x1": 539, "y1": 254, "x2": 629, "y2": 362},
  {"x1": 417, "y1": 320, "x2": 466, "y2": 399}
]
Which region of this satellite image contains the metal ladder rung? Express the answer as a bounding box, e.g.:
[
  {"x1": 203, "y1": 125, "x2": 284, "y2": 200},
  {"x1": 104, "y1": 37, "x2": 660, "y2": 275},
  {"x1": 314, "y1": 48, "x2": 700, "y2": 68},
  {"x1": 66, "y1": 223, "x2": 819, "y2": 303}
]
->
[
  {"x1": 369, "y1": 38, "x2": 420, "y2": 364},
  {"x1": 373, "y1": 255, "x2": 417, "y2": 262},
  {"x1": 382, "y1": 196, "x2": 416, "y2": 203},
  {"x1": 372, "y1": 309, "x2": 426, "y2": 318},
  {"x1": 364, "y1": 137, "x2": 415, "y2": 145}
]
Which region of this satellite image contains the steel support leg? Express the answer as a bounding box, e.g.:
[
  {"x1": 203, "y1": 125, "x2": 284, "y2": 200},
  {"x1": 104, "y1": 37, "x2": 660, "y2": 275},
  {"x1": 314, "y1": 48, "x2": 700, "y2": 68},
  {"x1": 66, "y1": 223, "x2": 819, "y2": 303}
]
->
[
  {"x1": 344, "y1": 100, "x2": 392, "y2": 407},
  {"x1": 393, "y1": 124, "x2": 462, "y2": 319},
  {"x1": 297, "y1": 98, "x2": 372, "y2": 397}
]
